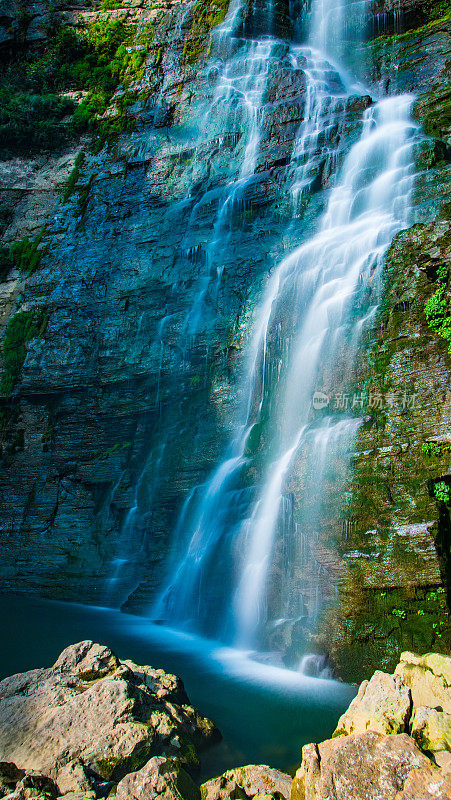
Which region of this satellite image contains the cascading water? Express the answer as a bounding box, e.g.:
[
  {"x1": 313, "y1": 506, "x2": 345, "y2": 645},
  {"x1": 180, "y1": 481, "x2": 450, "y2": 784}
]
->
[
  {"x1": 184, "y1": 36, "x2": 276, "y2": 337},
  {"x1": 133, "y1": 0, "x2": 419, "y2": 662},
  {"x1": 231, "y1": 91, "x2": 417, "y2": 650}
]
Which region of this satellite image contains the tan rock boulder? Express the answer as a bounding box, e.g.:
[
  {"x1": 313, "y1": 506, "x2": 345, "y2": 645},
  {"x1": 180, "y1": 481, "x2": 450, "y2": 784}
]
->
[
  {"x1": 201, "y1": 765, "x2": 292, "y2": 800},
  {"x1": 290, "y1": 731, "x2": 451, "y2": 800},
  {"x1": 394, "y1": 761, "x2": 451, "y2": 799},
  {"x1": 59, "y1": 794, "x2": 96, "y2": 800},
  {"x1": 291, "y1": 651, "x2": 451, "y2": 799},
  {"x1": 115, "y1": 756, "x2": 200, "y2": 800},
  {"x1": 333, "y1": 671, "x2": 411, "y2": 737},
  {"x1": 0, "y1": 641, "x2": 220, "y2": 785},
  {"x1": 395, "y1": 652, "x2": 451, "y2": 713},
  {"x1": 55, "y1": 760, "x2": 94, "y2": 797},
  {"x1": 411, "y1": 706, "x2": 451, "y2": 751},
  {"x1": 53, "y1": 641, "x2": 119, "y2": 679},
  {"x1": 410, "y1": 705, "x2": 451, "y2": 775},
  {"x1": 0, "y1": 767, "x2": 60, "y2": 800}
]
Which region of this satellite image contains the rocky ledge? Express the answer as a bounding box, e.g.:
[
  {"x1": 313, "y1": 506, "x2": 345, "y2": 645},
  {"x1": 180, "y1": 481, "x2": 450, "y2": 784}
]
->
[
  {"x1": 1, "y1": 643, "x2": 451, "y2": 800},
  {"x1": 293, "y1": 650, "x2": 451, "y2": 799}
]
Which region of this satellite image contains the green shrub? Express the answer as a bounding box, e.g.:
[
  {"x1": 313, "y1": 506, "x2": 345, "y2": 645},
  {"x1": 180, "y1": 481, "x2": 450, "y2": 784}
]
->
[
  {"x1": 63, "y1": 152, "x2": 86, "y2": 201},
  {"x1": 421, "y1": 441, "x2": 451, "y2": 457},
  {"x1": 1, "y1": 309, "x2": 48, "y2": 394},
  {"x1": 68, "y1": 21, "x2": 150, "y2": 147},
  {"x1": 0, "y1": 16, "x2": 151, "y2": 153},
  {"x1": 0, "y1": 91, "x2": 75, "y2": 152},
  {"x1": 434, "y1": 480, "x2": 450, "y2": 505},
  {"x1": 9, "y1": 230, "x2": 46, "y2": 275},
  {"x1": 424, "y1": 263, "x2": 451, "y2": 353}
]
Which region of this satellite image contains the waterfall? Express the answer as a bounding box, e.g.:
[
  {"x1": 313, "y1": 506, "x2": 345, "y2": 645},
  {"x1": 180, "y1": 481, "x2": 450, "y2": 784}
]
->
[{"x1": 148, "y1": 0, "x2": 420, "y2": 657}]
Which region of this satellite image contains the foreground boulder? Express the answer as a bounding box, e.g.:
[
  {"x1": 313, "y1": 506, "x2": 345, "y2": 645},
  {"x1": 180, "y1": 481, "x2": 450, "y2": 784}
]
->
[
  {"x1": 0, "y1": 641, "x2": 220, "y2": 792},
  {"x1": 395, "y1": 651, "x2": 451, "y2": 713},
  {"x1": 333, "y1": 670, "x2": 411, "y2": 737},
  {"x1": 116, "y1": 757, "x2": 200, "y2": 800},
  {"x1": 201, "y1": 765, "x2": 292, "y2": 800},
  {"x1": 0, "y1": 764, "x2": 61, "y2": 800},
  {"x1": 411, "y1": 706, "x2": 451, "y2": 770},
  {"x1": 292, "y1": 651, "x2": 451, "y2": 800},
  {"x1": 3, "y1": 642, "x2": 451, "y2": 800},
  {"x1": 292, "y1": 732, "x2": 451, "y2": 800}
]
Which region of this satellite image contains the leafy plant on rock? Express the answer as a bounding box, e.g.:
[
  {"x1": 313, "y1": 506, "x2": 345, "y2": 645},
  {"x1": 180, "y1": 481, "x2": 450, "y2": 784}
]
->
[
  {"x1": 424, "y1": 263, "x2": 451, "y2": 353},
  {"x1": 422, "y1": 441, "x2": 451, "y2": 457},
  {"x1": 434, "y1": 480, "x2": 451, "y2": 505},
  {"x1": 9, "y1": 230, "x2": 46, "y2": 275},
  {"x1": 63, "y1": 152, "x2": 86, "y2": 202}
]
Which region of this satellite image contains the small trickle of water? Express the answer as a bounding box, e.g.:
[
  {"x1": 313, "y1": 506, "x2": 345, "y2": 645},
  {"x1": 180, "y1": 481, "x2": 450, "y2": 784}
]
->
[
  {"x1": 184, "y1": 38, "x2": 276, "y2": 337},
  {"x1": 299, "y1": 653, "x2": 333, "y2": 679}
]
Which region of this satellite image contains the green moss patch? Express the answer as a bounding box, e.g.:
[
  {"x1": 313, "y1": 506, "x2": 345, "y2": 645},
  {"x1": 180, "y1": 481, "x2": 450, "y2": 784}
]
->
[
  {"x1": 319, "y1": 583, "x2": 451, "y2": 682},
  {"x1": 1, "y1": 309, "x2": 48, "y2": 395},
  {"x1": 182, "y1": 0, "x2": 230, "y2": 65},
  {"x1": 414, "y1": 79, "x2": 451, "y2": 143},
  {"x1": 370, "y1": 9, "x2": 451, "y2": 46},
  {"x1": 95, "y1": 744, "x2": 153, "y2": 781}
]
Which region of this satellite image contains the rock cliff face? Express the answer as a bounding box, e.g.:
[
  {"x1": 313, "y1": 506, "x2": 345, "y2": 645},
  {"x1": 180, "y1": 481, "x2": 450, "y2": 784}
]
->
[
  {"x1": 0, "y1": 0, "x2": 317, "y2": 608},
  {"x1": 311, "y1": 3, "x2": 451, "y2": 679},
  {"x1": 0, "y1": 0, "x2": 450, "y2": 680}
]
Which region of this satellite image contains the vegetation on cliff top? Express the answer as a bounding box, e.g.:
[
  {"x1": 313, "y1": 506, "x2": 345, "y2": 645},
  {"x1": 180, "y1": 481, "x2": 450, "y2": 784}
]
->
[{"x1": 0, "y1": 15, "x2": 152, "y2": 155}]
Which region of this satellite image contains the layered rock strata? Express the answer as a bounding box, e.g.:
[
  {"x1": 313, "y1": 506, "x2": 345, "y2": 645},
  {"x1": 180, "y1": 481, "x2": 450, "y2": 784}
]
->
[{"x1": 0, "y1": 0, "x2": 449, "y2": 680}]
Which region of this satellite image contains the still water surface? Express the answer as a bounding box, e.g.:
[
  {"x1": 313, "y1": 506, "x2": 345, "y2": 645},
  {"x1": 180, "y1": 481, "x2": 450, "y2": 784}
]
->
[{"x1": 0, "y1": 593, "x2": 356, "y2": 780}]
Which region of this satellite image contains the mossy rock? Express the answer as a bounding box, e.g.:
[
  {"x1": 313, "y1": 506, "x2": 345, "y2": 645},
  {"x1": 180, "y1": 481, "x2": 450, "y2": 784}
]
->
[{"x1": 182, "y1": 0, "x2": 230, "y2": 65}]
